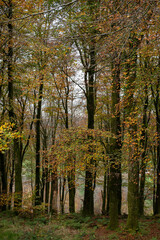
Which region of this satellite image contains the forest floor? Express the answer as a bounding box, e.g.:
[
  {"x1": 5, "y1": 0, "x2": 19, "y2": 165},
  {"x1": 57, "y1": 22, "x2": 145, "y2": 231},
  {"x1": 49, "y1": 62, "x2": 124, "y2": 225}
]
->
[{"x1": 0, "y1": 211, "x2": 160, "y2": 240}]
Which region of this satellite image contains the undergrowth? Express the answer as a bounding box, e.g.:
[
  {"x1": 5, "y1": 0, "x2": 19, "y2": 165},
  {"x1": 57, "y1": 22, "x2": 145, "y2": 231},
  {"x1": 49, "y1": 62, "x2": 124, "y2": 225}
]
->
[{"x1": 0, "y1": 211, "x2": 159, "y2": 239}]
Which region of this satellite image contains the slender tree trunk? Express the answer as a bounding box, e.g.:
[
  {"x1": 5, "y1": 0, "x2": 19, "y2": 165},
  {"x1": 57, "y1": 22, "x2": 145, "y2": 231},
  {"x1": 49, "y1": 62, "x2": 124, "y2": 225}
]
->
[
  {"x1": 8, "y1": 149, "x2": 14, "y2": 210},
  {"x1": 102, "y1": 168, "x2": 107, "y2": 215},
  {"x1": 41, "y1": 128, "x2": 48, "y2": 206},
  {"x1": 106, "y1": 167, "x2": 110, "y2": 215},
  {"x1": 68, "y1": 166, "x2": 75, "y2": 213},
  {"x1": 50, "y1": 110, "x2": 59, "y2": 214},
  {"x1": 153, "y1": 147, "x2": 156, "y2": 214},
  {"x1": 14, "y1": 139, "x2": 22, "y2": 208},
  {"x1": 83, "y1": 42, "x2": 96, "y2": 216},
  {"x1": 45, "y1": 177, "x2": 49, "y2": 205},
  {"x1": 65, "y1": 82, "x2": 76, "y2": 214},
  {"x1": 8, "y1": 0, "x2": 14, "y2": 124},
  {"x1": 44, "y1": 134, "x2": 49, "y2": 209},
  {"x1": 0, "y1": 103, "x2": 7, "y2": 210},
  {"x1": 41, "y1": 169, "x2": 45, "y2": 203},
  {"x1": 9, "y1": 155, "x2": 14, "y2": 195},
  {"x1": 35, "y1": 79, "x2": 43, "y2": 206},
  {"x1": 60, "y1": 176, "x2": 66, "y2": 214},
  {"x1": 0, "y1": 153, "x2": 7, "y2": 211}
]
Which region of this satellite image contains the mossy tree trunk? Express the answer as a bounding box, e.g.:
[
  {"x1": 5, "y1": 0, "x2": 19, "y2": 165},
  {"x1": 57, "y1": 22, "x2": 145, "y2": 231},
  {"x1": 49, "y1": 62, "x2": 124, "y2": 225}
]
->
[
  {"x1": 7, "y1": 0, "x2": 23, "y2": 209},
  {"x1": 139, "y1": 82, "x2": 148, "y2": 216},
  {"x1": 152, "y1": 59, "x2": 160, "y2": 214},
  {"x1": 126, "y1": 34, "x2": 140, "y2": 230},
  {"x1": 0, "y1": 52, "x2": 7, "y2": 211}
]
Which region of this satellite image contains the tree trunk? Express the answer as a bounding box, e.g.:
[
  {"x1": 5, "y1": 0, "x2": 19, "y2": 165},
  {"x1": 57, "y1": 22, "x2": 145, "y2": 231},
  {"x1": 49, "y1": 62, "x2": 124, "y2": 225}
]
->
[
  {"x1": 154, "y1": 60, "x2": 160, "y2": 214},
  {"x1": 14, "y1": 139, "x2": 22, "y2": 208},
  {"x1": 153, "y1": 147, "x2": 156, "y2": 214},
  {"x1": 83, "y1": 45, "x2": 95, "y2": 215},
  {"x1": 64, "y1": 79, "x2": 76, "y2": 214},
  {"x1": 68, "y1": 166, "x2": 75, "y2": 213},
  {"x1": 50, "y1": 168, "x2": 58, "y2": 214},
  {"x1": 73, "y1": 0, "x2": 97, "y2": 216},
  {"x1": 139, "y1": 83, "x2": 148, "y2": 216},
  {"x1": 60, "y1": 176, "x2": 66, "y2": 214},
  {"x1": 35, "y1": 80, "x2": 43, "y2": 206},
  {"x1": 50, "y1": 110, "x2": 59, "y2": 214},
  {"x1": 109, "y1": 56, "x2": 121, "y2": 229},
  {"x1": 126, "y1": 35, "x2": 140, "y2": 230},
  {"x1": 102, "y1": 169, "x2": 107, "y2": 215},
  {"x1": 41, "y1": 128, "x2": 48, "y2": 207},
  {"x1": 7, "y1": 0, "x2": 23, "y2": 209},
  {"x1": 0, "y1": 153, "x2": 7, "y2": 211},
  {"x1": 106, "y1": 167, "x2": 110, "y2": 215},
  {"x1": 155, "y1": 116, "x2": 160, "y2": 214},
  {"x1": 127, "y1": 151, "x2": 139, "y2": 230}
]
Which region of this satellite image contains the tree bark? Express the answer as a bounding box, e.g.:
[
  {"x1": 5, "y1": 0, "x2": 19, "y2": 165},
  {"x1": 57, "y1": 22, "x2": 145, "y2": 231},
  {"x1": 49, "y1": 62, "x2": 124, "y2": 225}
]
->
[
  {"x1": 50, "y1": 109, "x2": 59, "y2": 214},
  {"x1": 102, "y1": 168, "x2": 107, "y2": 215},
  {"x1": 126, "y1": 35, "x2": 140, "y2": 230},
  {"x1": 35, "y1": 79, "x2": 43, "y2": 206},
  {"x1": 83, "y1": 40, "x2": 96, "y2": 216},
  {"x1": 109, "y1": 56, "x2": 121, "y2": 229},
  {"x1": 154, "y1": 74, "x2": 160, "y2": 214},
  {"x1": 0, "y1": 153, "x2": 7, "y2": 211},
  {"x1": 14, "y1": 139, "x2": 22, "y2": 208},
  {"x1": 50, "y1": 172, "x2": 58, "y2": 214},
  {"x1": 68, "y1": 166, "x2": 75, "y2": 213},
  {"x1": 7, "y1": 0, "x2": 23, "y2": 208},
  {"x1": 139, "y1": 83, "x2": 148, "y2": 216},
  {"x1": 60, "y1": 176, "x2": 66, "y2": 214}
]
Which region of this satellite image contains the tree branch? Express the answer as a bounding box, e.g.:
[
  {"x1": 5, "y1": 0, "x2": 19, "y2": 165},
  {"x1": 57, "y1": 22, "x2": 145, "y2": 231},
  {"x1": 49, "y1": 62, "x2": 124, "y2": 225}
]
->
[{"x1": 0, "y1": 0, "x2": 78, "y2": 24}]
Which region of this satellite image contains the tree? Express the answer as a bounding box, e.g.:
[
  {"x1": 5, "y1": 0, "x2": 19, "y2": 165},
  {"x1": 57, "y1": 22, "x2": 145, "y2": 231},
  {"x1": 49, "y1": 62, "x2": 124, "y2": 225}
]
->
[{"x1": 109, "y1": 54, "x2": 121, "y2": 229}]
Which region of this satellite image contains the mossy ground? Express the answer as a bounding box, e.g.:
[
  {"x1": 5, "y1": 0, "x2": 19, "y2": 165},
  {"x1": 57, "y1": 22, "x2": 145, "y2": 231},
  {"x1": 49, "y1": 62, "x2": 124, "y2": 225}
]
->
[{"x1": 0, "y1": 211, "x2": 160, "y2": 239}]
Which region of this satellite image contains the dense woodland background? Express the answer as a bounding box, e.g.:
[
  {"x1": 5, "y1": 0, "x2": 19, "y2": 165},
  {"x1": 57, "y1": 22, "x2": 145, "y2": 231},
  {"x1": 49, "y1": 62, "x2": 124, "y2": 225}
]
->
[{"x1": 0, "y1": 0, "x2": 160, "y2": 232}]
